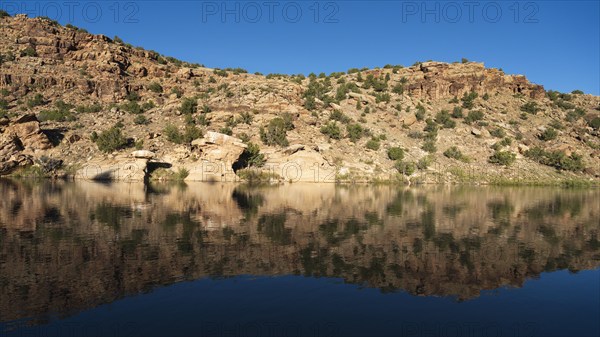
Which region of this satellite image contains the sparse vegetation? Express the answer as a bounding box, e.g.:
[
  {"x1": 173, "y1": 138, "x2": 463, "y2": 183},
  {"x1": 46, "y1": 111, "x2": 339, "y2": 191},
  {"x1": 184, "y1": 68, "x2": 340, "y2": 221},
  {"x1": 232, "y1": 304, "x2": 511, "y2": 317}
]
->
[
  {"x1": 148, "y1": 82, "x2": 163, "y2": 93},
  {"x1": 387, "y1": 147, "x2": 405, "y2": 161},
  {"x1": 346, "y1": 123, "x2": 364, "y2": 143},
  {"x1": 525, "y1": 147, "x2": 585, "y2": 172},
  {"x1": 180, "y1": 97, "x2": 198, "y2": 114},
  {"x1": 443, "y1": 146, "x2": 469, "y2": 162},
  {"x1": 464, "y1": 110, "x2": 484, "y2": 124},
  {"x1": 488, "y1": 151, "x2": 516, "y2": 166},
  {"x1": 539, "y1": 127, "x2": 558, "y2": 141},
  {"x1": 320, "y1": 122, "x2": 342, "y2": 140},
  {"x1": 92, "y1": 125, "x2": 130, "y2": 153},
  {"x1": 260, "y1": 117, "x2": 290, "y2": 147}
]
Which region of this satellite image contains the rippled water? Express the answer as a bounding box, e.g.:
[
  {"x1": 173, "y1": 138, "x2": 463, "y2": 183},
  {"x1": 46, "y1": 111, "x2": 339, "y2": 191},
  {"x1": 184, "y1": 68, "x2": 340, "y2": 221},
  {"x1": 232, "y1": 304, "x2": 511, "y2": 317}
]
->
[{"x1": 0, "y1": 180, "x2": 598, "y2": 336}]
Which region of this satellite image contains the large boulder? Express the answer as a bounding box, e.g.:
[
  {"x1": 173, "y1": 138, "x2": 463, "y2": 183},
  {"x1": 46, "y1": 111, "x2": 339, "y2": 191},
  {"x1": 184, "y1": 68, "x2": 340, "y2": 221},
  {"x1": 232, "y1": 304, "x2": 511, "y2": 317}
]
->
[{"x1": 4, "y1": 114, "x2": 52, "y2": 150}]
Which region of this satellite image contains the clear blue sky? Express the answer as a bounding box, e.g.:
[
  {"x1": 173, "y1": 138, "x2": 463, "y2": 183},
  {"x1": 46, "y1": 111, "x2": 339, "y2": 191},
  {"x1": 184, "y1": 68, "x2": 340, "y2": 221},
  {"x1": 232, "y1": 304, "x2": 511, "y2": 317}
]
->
[{"x1": 3, "y1": 1, "x2": 599, "y2": 94}]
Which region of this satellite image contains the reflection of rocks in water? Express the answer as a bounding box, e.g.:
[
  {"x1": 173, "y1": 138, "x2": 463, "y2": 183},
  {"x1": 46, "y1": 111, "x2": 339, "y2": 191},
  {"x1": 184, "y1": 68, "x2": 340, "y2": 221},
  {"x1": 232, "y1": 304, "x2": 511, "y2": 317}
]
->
[{"x1": 0, "y1": 180, "x2": 599, "y2": 323}]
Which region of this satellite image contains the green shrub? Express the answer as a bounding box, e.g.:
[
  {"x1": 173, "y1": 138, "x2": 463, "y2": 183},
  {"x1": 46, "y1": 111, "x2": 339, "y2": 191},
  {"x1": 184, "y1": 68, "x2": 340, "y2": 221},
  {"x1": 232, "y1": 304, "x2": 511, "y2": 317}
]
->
[
  {"x1": 549, "y1": 120, "x2": 564, "y2": 130},
  {"x1": 0, "y1": 89, "x2": 9, "y2": 97},
  {"x1": 148, "y1": 82, "x2": 163, "y2": 93},
  {"x1": 525, "y1": 147, "x2": 585, "y2": 172},
  {"x1": 330, "y1": 110, "x2": 351, "y2": 124},
  {"x1": 488, "y1": 151, "x2": 516, "y2": 166},
  {"x1": 0, "y1": 10, "x2": 10, "y2": 18},
  {"x1": 27, "y1": 93, "x2": 45, "y2": 108},
  {"x1": 571, "y1": 90, "x2": 584, "y2": 95},
  {"x1": 417, "y1": 156, "x2": 433, "y2": 169},
  {"x1": 489, "y1": 127, "x2": 506, "y2": 138},
  {"x1": 164, "y1": 123, "x2": 202, "y2": 144},
  {"x1": 566, "y1": 108, "x2": 585, "y2": 122},
  {"x1": 588, "y1": 117, "x2": 600, "y2": 130},
  {"x1": 464, "y1": 110, "x2": 484, "y2": 124},
  {"x1": 125, "y1": 92, "x2": 140, "y2": 102},
  {"x1": 120, "y1": 101, "x2": 143, "y2": 114},
  {"x1": 366, "y1": 138, "x2": 380, "y2": 151},
  {"x1": 422, "y1": 140, "x2": 437, "y2": 153},
  {"x1": 164, "y1": 124, "x2": 182, "y2": 143},
  {"x1": 20, "y1": 46, "x2": 37, "y2": 57},
  {"x1": 219, "y1": 127, "x2": 233, "y2": 136},
  {"x1": 392, "y1": 84, "x2": 404, "y2": 94},
  {"x1": 320, "y1": 122, "x2": 342, "y2": 140},
  {"x1": 134, "y1": 115, "x2": 149, "y2": 125},
  {"x1": 94, "y1": 125, "x2": 129, "y2": 153},
  {"x1": 443, "y1": 146, "x2": 467, "y2": 161},
  {"x1": 395, "y1": 161, "x2": 416, "y2": 176},
  {"x1": 520, "y1": 101, "x2": 540, "y2": 114},
  {"x1": 171, "y1": 87, "x2": 184, "y2": 98},
  {"x1": 482, "y1": 93, "x2": 490, "y2": 100},
  {"x1": 346, "y1": 123, "x2": 364, "y2": 142},
  {"x1": 180, "y1": 97, "x2": 198, "y2": 114},
  {"x1": 451, "y1": 106, "x2": 463, "y2": 118},
  {"x1": 238, "y1": 111, "x2": 253, "y2": 125},
  {"x1": 260, "y1": 118, "x2": 289, "y2": 147},
  {"x1": 539, "y1": 127, "x2": 558, "y2": 141},
  {"x1": 76, "y1": 103, "x2": 102, "y2": 113},
  {"x1": 235, "y1": 142, "x2": 266, "y2": 169},
  {"x1": 0, "y1": 99, "x2": 8, "y2": 110},
  {"x1": 387, "y1": 147, "x2": 405, "y2": 161},
  {"x1": 415, "y1": 104, "x2": 426, "y2": 121},
  {"x1": 461, "y1": 92, "x2": 478, "y2": 109},
  {"x1": 435, "y1": 110, "x2": 456, "y2": 128}
]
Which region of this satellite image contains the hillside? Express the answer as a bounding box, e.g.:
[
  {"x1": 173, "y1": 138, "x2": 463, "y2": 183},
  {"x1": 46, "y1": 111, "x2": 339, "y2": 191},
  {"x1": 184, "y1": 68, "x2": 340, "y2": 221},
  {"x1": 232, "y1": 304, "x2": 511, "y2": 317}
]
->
[{"x1": 1, "y1": 14, "x2": 599, "y2": 184}]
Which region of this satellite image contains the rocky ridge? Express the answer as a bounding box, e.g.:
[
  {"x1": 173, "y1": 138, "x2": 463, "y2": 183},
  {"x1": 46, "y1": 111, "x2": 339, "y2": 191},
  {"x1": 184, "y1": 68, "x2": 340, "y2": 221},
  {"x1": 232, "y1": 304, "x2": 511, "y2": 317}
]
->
[{"x1": 1, "y1": 14, "x2": 599, "y2": 184}]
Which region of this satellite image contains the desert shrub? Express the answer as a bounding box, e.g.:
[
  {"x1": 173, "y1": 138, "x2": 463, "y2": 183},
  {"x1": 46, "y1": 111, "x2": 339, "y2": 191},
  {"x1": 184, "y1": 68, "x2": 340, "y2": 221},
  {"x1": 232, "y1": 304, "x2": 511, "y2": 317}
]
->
[
  {"x1": 281, "y1": 112, "x2": 295, "y2": 130},
  {"x1": 164, "y1": 123, "x2": 202, "y2": 144},
  {"x1": 539, "y1": 127, "x2": 558, "y2": 141},
  {"x1": 320, "y1": 122, "x2": 342, "y2": 140},
  {"x1": 134, "y1": 115, "x2": 149, "y2": 125},
  {"x1": 443, "y1": 146, "x2": 467, "y2": 161},
  {"x1": 120, "y1": 101, "x2": 143, "y2": 114},
  {"x1": 415, "y1": 104, "x2": 426, "y2": 121},
  {"x1": 549, "y1": 120, "x2": 564, "y2": 130},
  {"x1": 197, "y1": 114, "x2": 209, "y2": 126},
  {"x1": 180, "y1": 97, "x2": 198, "y2": 114},
  {"x1": 27, "y1": 93, "x2": 46, "y2": 108},
  {"x1": 566, "y1": 108, "x2": 585, "y2": 122},
  {"x1": 387, "y1": 147, "x2": 405, "y2": 161},
  {"x1": 395, "y1": 161, "x2": 416, "y2": 176},
  {"x1": 422, "y1": 140, "x2": 437, "y2": 153},
  {"x1": 260, "y1": 117, "x2": 289, "y2": 147},
  {"x1": 238, "y1": 111, "x2": 253, "y2": 125},
  {"x1": 235, "y1": 142, "x2": 266, "y2": 169},
  {"x1": 366, "y1": 138, "x2": 380, "y2": 151},
  {"x1": 38, "y1": 100, "x2": 75, "y2": 122},
  {"x1": 125, "y1": 92, "x2": 140, "y2": 102},
  {"x1": 451, "y1": 106, "x2": 464, "y2": 118},
  {"x1": 588, "y1": 117, "x2": 600, "y2": 130},
  {"x1": 489, "y1": 127, "x2": 506, "y2": 138},
  {"x1": 464, "y1": 110, "x2": 484, "y2": 124},
  {"x1": 375, "y1": 92, "x2": 391, "y2": 103},
  {"x1": 525, "y1": 147, "x2": 585, "y2": 172},
  {"x1": 417, "y1": 156, "x2": 433, "y2": 169},
  {"x1": 521, "y1": 101, "x2": 540, "y2": 114},
  {"x1": 482, "y1": 93, "x2": 490, "y2": 100},
  {"x1": 346, "y1": 123, "x2": 364, "y2": 142},
  {"x1": 461, "y1": 91, "x2": 478, "y2": 109},
  {"x1": 0, "y1": 10, "x2": 10, "y2": 18},
  {"x1": 148, "y1": 82, "x2": 163, "y2": 93},
  {"x1": 76, "y1": 103, "x2": 102, "y2": 113},
  {"x1": 571, "y1": 90, "x2": 584, "y2": 95},
  {"x1": 171, "y1": 87, "x2": 184, "y2": 98},
  {"x1": 0, "y1": 99, "x2": 8, "y2": 110},
  {"x1": 93, "y1": 125, "x2": 129, "y2": 153},
  {"x1": 219, "y1": 126, "x2": 233, "y2": 136},
  {"x1": 488, "y1": 151, "x2": 516, "y2": 166},
  {"x1": 392, "y1": 84, "x2": 404, "y2": 94},
  {"x1": 330, "y1": 110, "x2": 351, "y2": 124},
  {"x1": 435, "y1": 110, "x2": 456, "y2": 128},
  {"x1": 20, "y1": 46, "x2": 37, "y2": 57}
]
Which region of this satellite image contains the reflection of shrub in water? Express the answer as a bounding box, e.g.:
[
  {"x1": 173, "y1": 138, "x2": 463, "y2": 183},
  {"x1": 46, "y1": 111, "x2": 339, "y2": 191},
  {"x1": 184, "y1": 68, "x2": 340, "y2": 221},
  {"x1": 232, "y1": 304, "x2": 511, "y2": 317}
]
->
[{"x1": 257, "y1": 212, "x2": 290, "y2": 245}]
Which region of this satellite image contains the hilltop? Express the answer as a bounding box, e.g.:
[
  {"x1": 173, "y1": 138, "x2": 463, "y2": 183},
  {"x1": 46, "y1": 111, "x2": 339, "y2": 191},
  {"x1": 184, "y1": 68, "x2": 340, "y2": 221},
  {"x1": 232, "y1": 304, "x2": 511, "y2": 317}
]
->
[{"x1": 1, "y1": 14, "x2": 599, "y2": 184}]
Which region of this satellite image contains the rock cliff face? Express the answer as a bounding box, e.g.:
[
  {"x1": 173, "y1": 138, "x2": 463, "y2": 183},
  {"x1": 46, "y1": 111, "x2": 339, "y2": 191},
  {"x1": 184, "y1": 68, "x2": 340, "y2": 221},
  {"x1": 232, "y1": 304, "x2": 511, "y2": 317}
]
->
[{"x1": 0, "y1": 14, "x2": 599, "y2": 183}]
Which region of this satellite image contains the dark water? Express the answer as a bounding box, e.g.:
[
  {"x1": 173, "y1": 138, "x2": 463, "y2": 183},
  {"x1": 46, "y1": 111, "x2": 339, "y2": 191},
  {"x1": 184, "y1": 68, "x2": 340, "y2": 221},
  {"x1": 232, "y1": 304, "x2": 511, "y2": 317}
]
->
[{"x1": 0, "y1": 180, "x2": 598, "y2": 337}]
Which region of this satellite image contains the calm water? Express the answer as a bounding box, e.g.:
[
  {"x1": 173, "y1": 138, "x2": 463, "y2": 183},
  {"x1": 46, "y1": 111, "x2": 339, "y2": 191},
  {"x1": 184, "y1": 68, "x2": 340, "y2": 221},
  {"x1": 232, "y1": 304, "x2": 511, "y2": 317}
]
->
[{"x1": 0, "y1": 180, "x2": 598, "y2": 337}]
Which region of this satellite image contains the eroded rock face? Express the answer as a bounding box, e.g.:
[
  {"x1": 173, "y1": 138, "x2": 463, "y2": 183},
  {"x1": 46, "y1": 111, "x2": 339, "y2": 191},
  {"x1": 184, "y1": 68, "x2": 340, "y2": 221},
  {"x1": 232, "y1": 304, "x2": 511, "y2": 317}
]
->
[
  {"x1": 0, "y1": 114, "x2": 52, "y2": 175},
  {"x1": 187, "y1": 132, "x2": 248, "y2": 181}
]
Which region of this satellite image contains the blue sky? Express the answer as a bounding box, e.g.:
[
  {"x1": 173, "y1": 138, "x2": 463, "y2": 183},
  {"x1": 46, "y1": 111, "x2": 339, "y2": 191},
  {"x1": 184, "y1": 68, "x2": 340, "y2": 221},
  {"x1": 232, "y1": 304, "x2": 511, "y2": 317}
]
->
[{"x1": 3, "y1": 1, "x2": 599, "y2": 94}]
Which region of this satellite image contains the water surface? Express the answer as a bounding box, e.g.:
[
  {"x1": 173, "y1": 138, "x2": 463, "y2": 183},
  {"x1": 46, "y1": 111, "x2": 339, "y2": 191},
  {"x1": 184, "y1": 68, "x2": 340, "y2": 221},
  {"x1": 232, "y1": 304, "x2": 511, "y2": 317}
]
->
[{"x1": 0, "y1": 180, "x2": 598, "y2": 336}]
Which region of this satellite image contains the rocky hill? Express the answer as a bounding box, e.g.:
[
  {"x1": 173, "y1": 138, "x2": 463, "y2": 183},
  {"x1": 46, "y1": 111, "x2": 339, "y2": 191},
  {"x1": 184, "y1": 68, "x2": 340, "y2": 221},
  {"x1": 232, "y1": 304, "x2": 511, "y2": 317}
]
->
[{"x1": 1, "y1": 14, "x2": 599, "y2": 184}]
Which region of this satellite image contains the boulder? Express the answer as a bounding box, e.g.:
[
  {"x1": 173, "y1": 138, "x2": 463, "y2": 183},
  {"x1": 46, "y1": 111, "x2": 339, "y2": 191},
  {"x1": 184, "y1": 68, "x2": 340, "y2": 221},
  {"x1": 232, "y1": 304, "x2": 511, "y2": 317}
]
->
[{"x1": 131, "y1": 150, "x2": 155, "y2": 159}]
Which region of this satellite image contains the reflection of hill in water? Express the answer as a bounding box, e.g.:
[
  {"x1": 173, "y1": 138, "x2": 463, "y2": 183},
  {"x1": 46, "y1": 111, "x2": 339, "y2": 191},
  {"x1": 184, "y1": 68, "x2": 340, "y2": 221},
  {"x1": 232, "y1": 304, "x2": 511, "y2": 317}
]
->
[{"x1": 0, "y1": 180, "x2": 599, "y2": 323}]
